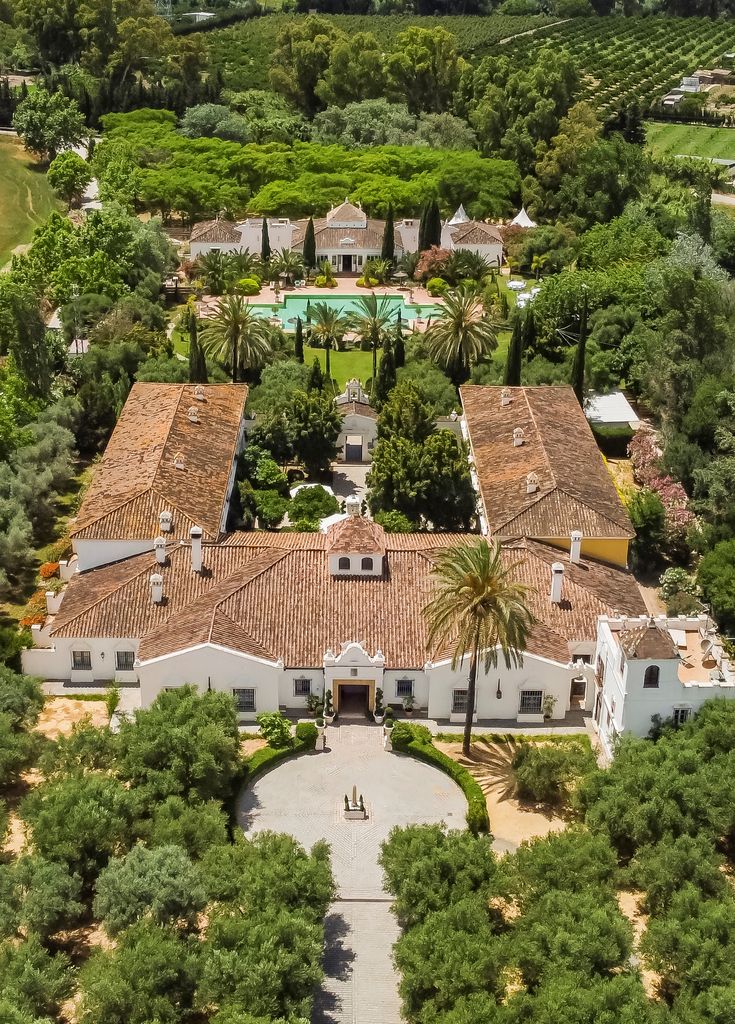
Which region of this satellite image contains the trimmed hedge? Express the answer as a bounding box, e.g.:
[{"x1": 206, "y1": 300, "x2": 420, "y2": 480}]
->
[
  {"x1": 243, "y1": 721, "x2": 318, "y2": 785},
  {"x1": 591, "y1": 422, "x2": 634, "y2": 458},
  {"x1": 390, "y1": 722, "x2": 490, "y2": 835}
]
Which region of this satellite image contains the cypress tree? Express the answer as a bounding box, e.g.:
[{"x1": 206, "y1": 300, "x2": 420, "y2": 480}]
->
[
  {"x1": 374, "y1": 339, "x2": 396, "y2": 409},
  {"x1": 308, "y1": 357, "x2": 324, "y2": 392},
  {"x1": 294, "y1": 317, "x2": 304, "y2": 363},
  {"x1": 303, "y1": 216, "x2": 316, "y2": 271},
  {"x1": 504, "y1": 314, "x2": 523, "y2": 387},
  {"x1": 188, "y1": 315, "x2": 208, "y2": 384},
  {"x1": 261, "y1": 217, "x2": 271, "y2": 264},
  {"x1": 427, "y1": 199, "x2": 442, "y2": 248},
  {"x1": 418, "y1": 201, "x2": 430, "y2": 252},
  {"x1": 394, "y1": 321, "x2": 405, "y2": 368},
  {"x1": 521, "y1": 305, "x2": 537, "y2": 356},
  {"x1": 571, "y1": 289, "x2": 588, "y2": 405},
  {"x1": 381, "y1": 203, "x2": 395, "y2": 264}
]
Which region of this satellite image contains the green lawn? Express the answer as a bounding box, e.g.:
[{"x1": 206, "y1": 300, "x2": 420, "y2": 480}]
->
[
  {"x1": 304, "y1": 345, "x2": 375, "y2": 390},
  {"x1": 645, "y1": 121, "x2": 735, "y2": 162},
  {"x1": 0, "y1": 135, "x2": 59, "y2": 269}
]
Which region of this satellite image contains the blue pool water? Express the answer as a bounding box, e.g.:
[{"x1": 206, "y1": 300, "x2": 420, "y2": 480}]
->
[{"x1": 249, "y1": 292, "x2": 442, "y2": 328}]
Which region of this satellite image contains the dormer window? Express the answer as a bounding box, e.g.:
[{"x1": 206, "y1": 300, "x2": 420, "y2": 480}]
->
[
  {"x1": 361, "y1": 557, "x2": 373, "y2": 571},
  {"x1": 338, "y1": 557, "x2": 350, "y2": 571}
]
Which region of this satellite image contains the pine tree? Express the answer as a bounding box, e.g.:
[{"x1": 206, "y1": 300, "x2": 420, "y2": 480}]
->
[
  {"x1": 394, "y1": 321, "x2": 405, "y2": 368},
  {"x1": 303, "y1": 216, "x2": 316, "y2": 271},
  {"x1": 623, "y1": 100, "x2": 646, "y2": 146},
  {"x1": 261, "y1": 217, "x2": 271, "y2": 264},
  {"x1": 188, "y1": 315, "x2": 207, "y2": 384},
  {"x1": 504, "y1": 315, "x2": 523, "y2": 387},
  {"x1": 374, "y1": 339, "x2": 396, "y2": 409},
  {"x1": 381, "y1": 203, "x2": 395, "y2": 264},
  {"x1": 571, "y1": 289, "x2": 588, "y2": 405},
  {"x1": 294, "y1": 317, "x2": 304, "y2": 363},
  {"x1": 308, "y1": 357, "x2": 324, "y2": 392}
]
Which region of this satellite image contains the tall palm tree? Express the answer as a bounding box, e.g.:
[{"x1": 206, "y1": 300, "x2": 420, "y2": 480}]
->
[
  {"x1": 269, "y1": 248, "x2": 304, "y2": 286},
  {"x1": 199, "y1": 295, "x2": 273, "y2": 383},
  {"x1": 346, "y1": 293, "x2": 396, "y2": 396},
  {"x1": 424, "y1": 539, "x2": 534, "y2": 756},
  {"x1": 424, "y1": 286, "x2": 498, "y2": 384},
  {"x1": 309, "y1": 302, "x2": 348, "y2": 386}
]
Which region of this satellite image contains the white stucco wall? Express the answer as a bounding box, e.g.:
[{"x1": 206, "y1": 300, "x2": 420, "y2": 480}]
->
[
  {"x1": 337, "y1": 412, "x2": 378, "y2": 462},
  {"x1": 22, "y1": 636, "x2": 139, "y2": 685}
]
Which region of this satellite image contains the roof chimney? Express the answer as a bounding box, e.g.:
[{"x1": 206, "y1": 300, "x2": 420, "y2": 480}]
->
[
  {"x1": 526, "y1": 472, "x2": 539, "y2": 494},
  {"x1": 570, "y1": 530, "x2": 582, "y2": 565},
  {"x1": 500, "y1": 387, "x2": 512, "y2": 407},
  {"x1": 173, "y1": 452, "x2": 185, "y2": 470},
  {"x1": 194, "y1": 385, "x2": 206, "y2": 401},
  {"x1": 345, "y1": 496, "x2": 361, "y2": 517},
  {"x1": 159, "y1": 510, "x2": 173, "y2": 533},
  {"x1": 190, "y1": 526, "x2": 203, "y2": 573},
  {"x1": 550, "y1": 562, "x2": 564, "y2": 604},
  {"x1": 150, "y1": 573, "x2": 164, "y2": 604},
  {"x1": 187, "y1": 406, "x2": 199, "y2": 423},
  {"x1": 154, "y1": 536, "x2": 167, "y2": 565},
  {"x1": 513, "y1": 427, "x2": 525, "y2": 447}
]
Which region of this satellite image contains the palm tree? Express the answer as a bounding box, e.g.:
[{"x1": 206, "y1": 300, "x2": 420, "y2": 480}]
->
[
  {"x1": 228, "y1": 249, "x2": 261, "y2": 283},
  {"x1": 199, "y1": 295, "x2": 273, "y2": 383},
  {"x1": 424, "y1": 539, "x2": 534, "y2": 756},
  {"x1": 309, "y1": 302, "x2": 348, "y2": 386},
  {"x1": 196, "y1": 251, "x2": 231, "y2": 296},
  {"x1": 445, "y1": 249, "x2": 492, "y2": 286},
  {"x1": 346, "y1": 293, "x2": 396, "y2": 396},
  {"x1": 424, "y1": 286, "x2": 498, "y2": 384},
  {"x1": 531, "y1": 254, "x2": 549, "y2": 281},
  {"x1": 269, "y1": 248, "x2": 304, "y2": 286}
]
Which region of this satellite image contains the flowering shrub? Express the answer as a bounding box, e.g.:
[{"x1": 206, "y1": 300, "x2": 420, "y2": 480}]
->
[
  {"x1": 19, "y1": 612, "x2": 47, "y2": 628},
  {"x1": 39, "y1": 562, "x2": 60, "y2": 580},
  {"x1": 628, "y1": 427, "x2": 694, "y2": 538},
  {"x1": 416, "y1": 246, "x2": 451, "y2": 282}
]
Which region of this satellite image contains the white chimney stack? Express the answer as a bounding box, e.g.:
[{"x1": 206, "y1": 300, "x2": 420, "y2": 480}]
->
[
  {"x1": 526, "y1": 472, "x2": 539, "y2": 494},
  {"x1": 345, "y1": 496, "x2": 361, "y2": 517},
  {"x1": 570, "y1": 530, "x2": 582, "y2": 565},
  {"x1": 190, "y1": 526, "x2": 203, "y2": 573},
  {"x1": 513, "y1": 427, "x2": 525, "y2": 447},
  {"x1": 150, "y1": 573, "x2": 164, "y2": 604},
  {"x1": 154, "y1": 536, "x2": 166, "y2": 565},
  {"x1": 550, "y1": 562, "x2": 564, "y2": 604},
  {"x1": 500, "y1": 387, "x2": 512, "y2": 407},
  {"x1": 159, "y1": 510, "x2": 173, "y2": 533}
]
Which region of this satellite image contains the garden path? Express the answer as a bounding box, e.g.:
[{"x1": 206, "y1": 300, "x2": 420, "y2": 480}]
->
[{"x1": 235, "y1": 722, "x2": 467, "y2": 1024}]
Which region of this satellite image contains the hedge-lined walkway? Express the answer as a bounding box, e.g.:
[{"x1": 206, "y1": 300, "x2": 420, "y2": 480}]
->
[{"x1": 235, "y1": 721, "x2": 467, "y2": 1024}]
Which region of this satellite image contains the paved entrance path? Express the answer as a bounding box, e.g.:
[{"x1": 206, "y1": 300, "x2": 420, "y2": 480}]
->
[{"x1": 235, "y1": 723, "x2": 467, "y2": 1024}]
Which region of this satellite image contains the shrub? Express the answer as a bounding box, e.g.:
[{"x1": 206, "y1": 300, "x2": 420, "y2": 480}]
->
[
  {"x1": 374, "y1": 510, "x2": 414, "y2": 533},
  {"x1": 256, "y1": 710, "x2": 293, "y2": 749},
  {"x1": 290, "y1": 485, "x2": 339, "y2": 522},
  {"x1": 315, "y1": 275, "x2": 337, "y2": 288},
  {"x1": 356, "y1": 276, "x2": 379, "y2": 288},
  {"x1": 237, "y1": 276, "x2": 261, "y2": 295},
  {"x1": 390, "y1": 723, "x2": 489, "y2": 834},
  {"x1": 252, "y1": 457, "x2": 289, "y2": 495},
  {"x1": 254, "y1": 489, "x2": 289, "y2": 529},
  {"x1": 512, "y1": 740, "x2": 594, "y2": 804},
  {"x1": 39, "y1": 561, "x2": 59, "y2": 580},
  {"x1": 426, "y1": 276, "x2": 448, "y2": 297},
  {"x1": 590, "y1": 423, "x2": 634, "y2": 458},
  {"x1": 244, "y1": 721, "x2": 317, "y2": 784}
]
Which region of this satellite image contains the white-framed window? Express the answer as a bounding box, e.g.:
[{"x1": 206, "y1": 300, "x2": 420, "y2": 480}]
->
[
  {"x1": 452, "y1": 688, "x2": 468, "y2": 714},
  {"x1": 396, "y1": 678, "x2": 414, "y2": 699},
  {"x1": 72, "y1": 650, "x2": 92, "y2": 671},
  {"x1": 233, "y1": 687, "x2": 256, "y2": 712},
  {"x1": 294, "y1": 677, "x2": 311, "y2": 697},
  {"x1": 356, "y1": 255, "x2": 364, "y2": 266},
  {"x1": 673, "y1": 706, "x2": 692, "y2": 727},
  {"x1": 361, "y1": 557, "x2": 373, "y2": 571},
  {"x1": 331, "y1": 255, "x2": 338, "y2": 267},
  {"x1": 115, "y1": 650, "x2": 135, "y2": 672},
  {"x1": 338, "y1": 556, "x2": 350, "y2": 570},
  {"x1": 519, "y1": 690, "x2": 543, "y2": 714}
]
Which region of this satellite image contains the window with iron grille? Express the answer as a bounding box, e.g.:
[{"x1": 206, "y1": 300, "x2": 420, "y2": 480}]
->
[
  {"x1": 115, "y1": 651, "x2": 135, "y2": 672},
  {"x1": 233, "y1": 688, "x2": 256, "y2": 712},
  {"x1": 673, "y1": 707, "x2": 692, "y2": 727},
  {"x1": 72, "y1": 650, "x2": 92, "y2": 671},
  {"x1": 519, "y1": 690, "x2": 543, "y2": 714},
  {"x1": 452, "y1": 689, "x2": 468, "y2": 714},
  {"x1": 294, "y1": 677, "x2": 311, "y2": 697},
  {"x1": 396, "y1": 678, "x2": 413, "y2": 698}
]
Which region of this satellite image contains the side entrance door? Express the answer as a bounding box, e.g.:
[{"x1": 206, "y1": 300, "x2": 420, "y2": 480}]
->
[{"x1": 345, "y1": 434, "x2": 363, "y2": 462}]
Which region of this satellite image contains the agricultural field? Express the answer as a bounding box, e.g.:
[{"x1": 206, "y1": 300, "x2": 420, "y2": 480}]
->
[
  {"x1": 495, "y1": 16, "x2": 735, "y2": 115},
  {"x1": 0, "y1": 135, "x2": 59, "y2": 269},
  {"x1": 207, "y1": 13, "x2": 553, "y2": 89},
  {"x1": 646, "y1": 120, "x2": 735, "y2": 160}
]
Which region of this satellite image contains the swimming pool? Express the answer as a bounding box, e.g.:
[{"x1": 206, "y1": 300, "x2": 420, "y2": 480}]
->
[{"x1": 249, "y1": 292, "x2": 443, "y2": 328}]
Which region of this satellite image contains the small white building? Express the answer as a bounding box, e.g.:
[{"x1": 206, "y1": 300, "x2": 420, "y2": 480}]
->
[
  {"x1": 335, "y1": 379, "x2": 378, "y2": 463},
  {"x1": 593, "y1": 615, "x2": 735, "y2": 758}
]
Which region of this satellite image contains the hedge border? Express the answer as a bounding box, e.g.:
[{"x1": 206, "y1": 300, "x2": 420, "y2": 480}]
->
[
  {"x1": 242, "y1": 721, "x2": 318, "y2": 786},
  {"x1": 391, "y1": 724, "x2": 490, "y2": 835}
]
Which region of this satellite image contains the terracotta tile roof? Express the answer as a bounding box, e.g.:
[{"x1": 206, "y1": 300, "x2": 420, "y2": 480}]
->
[
  {"x1": 327, "y1": 517, "x2": 386, "y2": 555},
  {"x1": 619, "y1": 621, "x2": 678, "y2": 660},
  {"x1": 71, "y1": 383, "x2": 247, "y2": 543},
  {"x1": 326, "y1": 201, "x2": 367, "y2": 224},
  {"x1": 460, "y1": 385, "x2": 634, "y2": 540},
  {"x1": 50, "y1": 530, "x2": 644, "y2": 669},
  {"x1": 449, "y1": 221, "x2": 503, "y2": 246},
  {"x1": 190, "y1": 219, "x2": 241, "y2": 244},
  {"x1": 291, "y1": 218, "x2": 384, "y2": 251},
  {"x1": 340, "y1": 401, "x2": 377, "y2": 420}
]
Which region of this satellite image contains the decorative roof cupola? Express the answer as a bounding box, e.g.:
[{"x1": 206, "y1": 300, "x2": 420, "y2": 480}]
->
[{"x1": 327, "y1": 504, "x2": 386, "y2": 577}]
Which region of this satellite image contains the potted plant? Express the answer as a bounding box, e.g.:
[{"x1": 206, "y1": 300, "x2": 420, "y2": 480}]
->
[
  {"x1": 383, "y1": 706, "x2": 394, "y2": 731},
  {"x1": 403, "y1": 694, "x2": 415, "y2": 716},
  {"x1": 305, "y1": 692, "x2": 321, "y2": 717},
  {"x1": 324, "y1": 689, "x2": 335, "y2": 725},
  {"x1": 315, "y1": 713, "x2": 325, "y2": 733},
  {"x1": 543, "y1": 694, "x2": 557, "y2": 721},
  {"x1": 373, "y1": 687, "x2": 385, "y2": 725}
]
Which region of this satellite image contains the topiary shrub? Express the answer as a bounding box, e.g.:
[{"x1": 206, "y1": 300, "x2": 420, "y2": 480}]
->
[
  {"x1": 426, "y1": 277, "x2": 448, "y2": 297},
  {"x1": 237, "y1": 276, "x2": 261, "y2": 296},
  {"x1": 356, "y1": 276, "x2": 379, "y2": 288}
]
